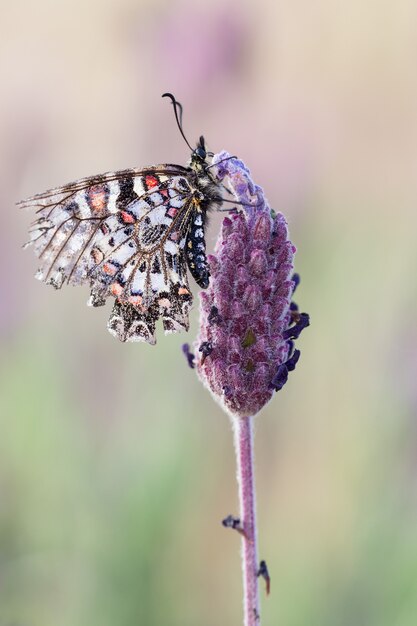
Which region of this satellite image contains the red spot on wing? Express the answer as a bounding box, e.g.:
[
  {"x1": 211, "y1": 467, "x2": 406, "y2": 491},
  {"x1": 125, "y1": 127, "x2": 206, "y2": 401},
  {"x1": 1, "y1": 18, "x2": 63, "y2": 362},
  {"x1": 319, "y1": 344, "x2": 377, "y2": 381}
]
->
[
  {"x1": 167, "y1": 207, "x2": 178, "y2": 218},
  {"x1": 111, "y1": 282, "x2": 123, "y2": 297},
  {"x1": 128, "y1": 295, "x2": 144, "y2": 309},
  {"x1": 145, "y1": 175, "x2": 158, "y2": 189},
  {"x1": 87, "y1": 185, "x2": 108, "y2": 214},
  {"x1": 121, "y1": 211, "x2": 135, "y2": 224},
  {"x1": 103, "y1": 262, "x2": 117, "y2": 276}
]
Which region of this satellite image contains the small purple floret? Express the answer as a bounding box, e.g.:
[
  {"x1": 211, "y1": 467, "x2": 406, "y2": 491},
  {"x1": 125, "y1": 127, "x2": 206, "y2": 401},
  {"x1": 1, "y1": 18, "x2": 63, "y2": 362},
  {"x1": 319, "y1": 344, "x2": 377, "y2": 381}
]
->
[
  {"x1": 283, "y1": 313, "x2": 310, "y2": 340},
  {"x1": 270, "y1": 364, "x2": 289, "y2": 392},
  {"x1": 182, "y1": 343, "x2": 195, "y2": 369},
  {"x1": 208, "y1": 305, "x2": 222, "y2": 325},
  {"x1": 285, "y1": 348, "x2": 300, "y2": 372},
  {"x1": 199, "y1": 341, "x2": 214, "y2": 361},
  {"x1": 291, "y1": 273, "x2": 300, "y2": 292},
  {"x1": 193, "y1": 152, "x2": 309, "y2": 418}
]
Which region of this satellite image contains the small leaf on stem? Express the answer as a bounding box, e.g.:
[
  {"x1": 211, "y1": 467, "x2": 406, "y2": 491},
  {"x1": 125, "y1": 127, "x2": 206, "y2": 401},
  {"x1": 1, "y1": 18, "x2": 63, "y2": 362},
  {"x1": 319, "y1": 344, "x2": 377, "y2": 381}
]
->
[{"x1": 257, "y1": 560, "x2": 271, "y2": 596}]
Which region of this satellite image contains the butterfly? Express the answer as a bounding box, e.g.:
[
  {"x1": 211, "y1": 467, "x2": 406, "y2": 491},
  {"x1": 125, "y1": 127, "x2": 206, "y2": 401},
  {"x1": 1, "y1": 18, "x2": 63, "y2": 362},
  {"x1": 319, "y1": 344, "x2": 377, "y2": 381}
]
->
[{"x1": 18, "y1": 94, "x2": 230, "y2": 345}]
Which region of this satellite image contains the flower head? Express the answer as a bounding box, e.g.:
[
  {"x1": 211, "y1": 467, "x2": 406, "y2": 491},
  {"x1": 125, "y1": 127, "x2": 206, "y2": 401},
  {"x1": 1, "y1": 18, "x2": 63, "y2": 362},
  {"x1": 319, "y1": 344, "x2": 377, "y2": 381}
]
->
[{"x1": 186, "y1": 152, "x2": 309, "y2": 418}]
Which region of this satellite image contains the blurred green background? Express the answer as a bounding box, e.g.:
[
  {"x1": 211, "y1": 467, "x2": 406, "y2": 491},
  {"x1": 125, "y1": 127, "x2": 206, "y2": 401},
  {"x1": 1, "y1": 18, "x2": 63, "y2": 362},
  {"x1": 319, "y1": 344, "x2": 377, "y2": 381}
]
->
[{"x1": 1, "y1": 0, "x2": 417, "y2": 624}]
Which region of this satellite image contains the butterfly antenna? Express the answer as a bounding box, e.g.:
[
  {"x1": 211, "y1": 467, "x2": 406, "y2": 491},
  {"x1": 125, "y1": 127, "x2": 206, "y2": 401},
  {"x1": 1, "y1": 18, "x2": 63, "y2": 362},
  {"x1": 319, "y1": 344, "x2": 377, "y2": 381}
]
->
[{"x1": 162, "y1": 93, "x2": 194, "y2": 152}]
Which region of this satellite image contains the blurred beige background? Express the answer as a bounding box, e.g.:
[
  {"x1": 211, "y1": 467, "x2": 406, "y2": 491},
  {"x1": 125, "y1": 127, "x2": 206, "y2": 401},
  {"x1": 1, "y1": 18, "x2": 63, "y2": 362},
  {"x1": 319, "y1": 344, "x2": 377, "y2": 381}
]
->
[{"x1": 1, "y1": 0, "x2": 417, "y2": 624}]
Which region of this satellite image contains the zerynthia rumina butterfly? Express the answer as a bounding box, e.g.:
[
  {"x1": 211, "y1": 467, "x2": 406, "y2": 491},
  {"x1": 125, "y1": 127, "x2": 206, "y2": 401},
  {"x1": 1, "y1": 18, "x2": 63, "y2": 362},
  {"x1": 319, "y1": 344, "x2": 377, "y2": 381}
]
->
[{"x1": 18, "y1": 94, "x2": 235, "y2": 345}]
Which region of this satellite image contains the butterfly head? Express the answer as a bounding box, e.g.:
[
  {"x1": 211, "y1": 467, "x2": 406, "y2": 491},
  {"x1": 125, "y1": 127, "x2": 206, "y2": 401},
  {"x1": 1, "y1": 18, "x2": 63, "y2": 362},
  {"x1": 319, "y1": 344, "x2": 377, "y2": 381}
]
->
[
  {"x1": 190, "y1": 136, "x2": 208, "y2": 170},
  {"x1": 194, "y1": 136, "x2": 207, "y2": 160},
  {"x1": 190, "y1": 136, "x2": 215, "y2": 173}
]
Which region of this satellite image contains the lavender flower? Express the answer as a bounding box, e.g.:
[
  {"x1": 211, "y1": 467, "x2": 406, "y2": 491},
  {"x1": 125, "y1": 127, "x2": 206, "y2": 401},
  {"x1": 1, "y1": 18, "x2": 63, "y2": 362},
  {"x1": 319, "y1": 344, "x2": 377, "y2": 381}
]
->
[
  {"x1": 184, "y1": 152, "x2": 309, "y2": 626},
  {"x1": 193, "y1": 152, "x2": 309, "y2": 418}
]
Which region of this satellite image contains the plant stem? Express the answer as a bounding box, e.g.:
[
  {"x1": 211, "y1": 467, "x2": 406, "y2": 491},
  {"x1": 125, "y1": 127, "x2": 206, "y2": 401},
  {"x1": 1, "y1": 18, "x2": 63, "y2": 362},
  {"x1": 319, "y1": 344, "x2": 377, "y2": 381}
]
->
[{"x1": 233, "y1": 415, "x2": 260, "y2": 626}]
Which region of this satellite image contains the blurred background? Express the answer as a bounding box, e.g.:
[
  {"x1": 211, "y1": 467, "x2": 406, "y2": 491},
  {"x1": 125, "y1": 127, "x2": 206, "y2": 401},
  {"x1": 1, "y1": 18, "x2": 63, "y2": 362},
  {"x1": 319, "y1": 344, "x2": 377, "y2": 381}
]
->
[{"x1": 1, "y1": 0, "x2": 417, "y2": 624}]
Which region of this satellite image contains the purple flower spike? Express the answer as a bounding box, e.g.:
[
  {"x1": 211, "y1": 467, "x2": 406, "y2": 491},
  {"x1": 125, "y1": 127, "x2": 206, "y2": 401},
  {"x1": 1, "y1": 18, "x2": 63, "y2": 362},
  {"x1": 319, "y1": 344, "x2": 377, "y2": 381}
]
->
[{"x1": 194, "y1": 152, "x2": 309, "y2": 418}]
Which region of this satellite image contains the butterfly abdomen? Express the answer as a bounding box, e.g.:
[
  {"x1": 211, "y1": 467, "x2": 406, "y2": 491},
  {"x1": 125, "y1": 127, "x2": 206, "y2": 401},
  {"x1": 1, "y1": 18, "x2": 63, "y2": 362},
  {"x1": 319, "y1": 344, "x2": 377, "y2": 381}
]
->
[{"x1": 186, "y1": 207, "x2": 210, "y2": 289}]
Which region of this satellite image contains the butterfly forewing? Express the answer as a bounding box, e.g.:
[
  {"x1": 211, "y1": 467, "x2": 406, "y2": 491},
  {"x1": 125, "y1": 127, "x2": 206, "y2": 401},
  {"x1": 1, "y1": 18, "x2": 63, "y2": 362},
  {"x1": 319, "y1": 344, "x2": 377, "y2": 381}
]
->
[{"x1": 20, "y1": 164, "x2": 213, "y2": 344}]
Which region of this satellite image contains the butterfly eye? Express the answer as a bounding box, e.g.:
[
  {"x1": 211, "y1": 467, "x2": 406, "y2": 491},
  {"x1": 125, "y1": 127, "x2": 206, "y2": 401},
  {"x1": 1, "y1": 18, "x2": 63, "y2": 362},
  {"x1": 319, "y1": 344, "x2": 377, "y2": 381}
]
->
[{"x1": 195, "y1": 146, "x2": 207, "y2": 160}]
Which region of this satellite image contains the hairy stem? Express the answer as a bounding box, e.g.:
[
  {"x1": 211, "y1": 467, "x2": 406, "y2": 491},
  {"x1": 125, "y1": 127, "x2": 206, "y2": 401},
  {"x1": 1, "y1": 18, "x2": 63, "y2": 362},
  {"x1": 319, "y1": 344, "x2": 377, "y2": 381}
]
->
[{"x1": 233, "y1": 415, "x2": 260, "y2": 626}]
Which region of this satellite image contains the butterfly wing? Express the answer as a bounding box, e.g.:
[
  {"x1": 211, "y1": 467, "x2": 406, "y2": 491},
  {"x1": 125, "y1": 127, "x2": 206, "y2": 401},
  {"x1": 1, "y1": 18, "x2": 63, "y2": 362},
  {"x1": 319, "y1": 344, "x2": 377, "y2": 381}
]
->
[
  {"x1": 19, "y1": 165, "x2": 189, "y2": 286},
  {"x1": 19, "y1": 165, "x2": 197, "y2": 344}
]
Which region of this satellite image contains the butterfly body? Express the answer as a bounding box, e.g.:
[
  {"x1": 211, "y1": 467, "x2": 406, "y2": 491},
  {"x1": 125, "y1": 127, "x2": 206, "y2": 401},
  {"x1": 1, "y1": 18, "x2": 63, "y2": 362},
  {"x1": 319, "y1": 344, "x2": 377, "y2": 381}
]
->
[
  {"x1": 185, "y1": 205, "x2": 210, "y2": 289},
  {"x1": 19, "y1": 143, "x2": 224, "y2": 344}
]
